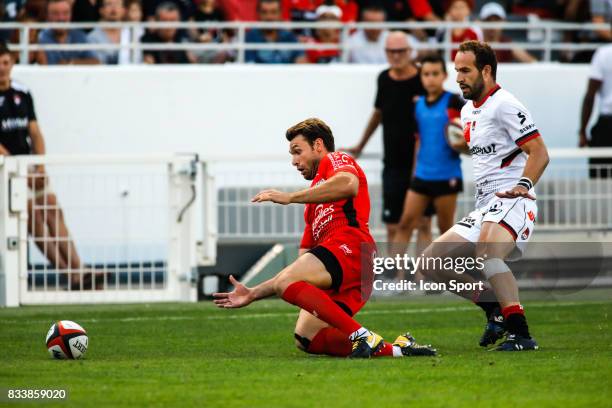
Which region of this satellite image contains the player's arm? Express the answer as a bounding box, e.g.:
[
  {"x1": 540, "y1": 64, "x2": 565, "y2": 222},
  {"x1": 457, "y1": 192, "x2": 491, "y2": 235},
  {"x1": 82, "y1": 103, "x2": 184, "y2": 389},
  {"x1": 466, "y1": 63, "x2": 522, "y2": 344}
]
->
[
  {"x1": 0, "y1": 143, "x2": 9, "y2": 155},
  {"x1": 28, "y1": 120, "x2": 47, "y2": 181},
  {"x1": 212, "y1": 274, "x2": 279, "y2": 308},
  {"x1": 496, "y1": 136, "x2": 549, "y2": 200},
  {"x1": 579, "y1": 79, "x2": 601, "y2": 147},
  {"x1": 345, "y1": 108, "x2": 382, "y2": 158},
  {"x1": 251, "y1": 171, "x2": 359, "y2": 205}
]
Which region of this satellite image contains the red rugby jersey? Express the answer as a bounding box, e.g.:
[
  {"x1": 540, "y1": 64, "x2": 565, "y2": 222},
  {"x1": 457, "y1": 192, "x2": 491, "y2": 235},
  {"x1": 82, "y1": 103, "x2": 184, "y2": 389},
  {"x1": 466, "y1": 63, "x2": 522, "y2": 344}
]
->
[{"x1": 300, "y1": 151, "x2": 373, "y2": 249}]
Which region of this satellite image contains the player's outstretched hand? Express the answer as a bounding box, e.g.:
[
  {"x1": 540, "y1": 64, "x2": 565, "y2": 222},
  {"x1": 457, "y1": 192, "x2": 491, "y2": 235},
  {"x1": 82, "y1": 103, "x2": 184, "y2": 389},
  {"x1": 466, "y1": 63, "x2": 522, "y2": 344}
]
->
[
  {"x1": 495, "y1": 186, "x2": 535, "y2": 200},
  {"x1": 251, "y1": 189, "x2": 291, "y2": 205},
  {"x1": 212, "y1": 275, "x2": 255, "y2": 308}
]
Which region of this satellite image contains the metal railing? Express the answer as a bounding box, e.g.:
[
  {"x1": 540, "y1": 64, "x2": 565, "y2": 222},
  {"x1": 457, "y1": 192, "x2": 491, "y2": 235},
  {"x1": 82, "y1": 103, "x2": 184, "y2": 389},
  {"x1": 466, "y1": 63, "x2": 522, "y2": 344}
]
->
[
  {"x1": 3, "y1": 20, "x2": 609, "y2": 64},
  {"x1": 205, "y1": 148, "x2": 612, "y2": 243}
]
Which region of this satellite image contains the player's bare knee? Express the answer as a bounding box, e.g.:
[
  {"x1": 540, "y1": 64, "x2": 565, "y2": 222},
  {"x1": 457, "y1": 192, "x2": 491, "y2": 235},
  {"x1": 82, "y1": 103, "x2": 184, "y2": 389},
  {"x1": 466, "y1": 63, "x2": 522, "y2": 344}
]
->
[{"x1": 274, "y1": 270, "x2": 297, "y2": 295}]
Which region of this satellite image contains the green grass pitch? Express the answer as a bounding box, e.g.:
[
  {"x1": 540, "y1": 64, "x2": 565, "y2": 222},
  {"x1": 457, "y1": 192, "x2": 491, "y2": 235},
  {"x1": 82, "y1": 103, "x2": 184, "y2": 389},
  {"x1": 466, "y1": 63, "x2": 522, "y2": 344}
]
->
[{"x1": 1, "y1": 297, "x2": 610, "y2": 407}]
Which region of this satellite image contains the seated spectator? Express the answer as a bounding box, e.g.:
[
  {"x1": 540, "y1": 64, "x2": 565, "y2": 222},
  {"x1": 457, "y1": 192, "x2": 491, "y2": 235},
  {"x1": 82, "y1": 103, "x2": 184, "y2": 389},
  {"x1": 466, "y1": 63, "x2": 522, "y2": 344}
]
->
[
  {"x1": 590, "y1": 0, "x2": 612, "y2": 42},
  {"x1": 38, "y1": 0, "x2": 100, "y2": 64},
  {"x1": 126, "y1": 0, "x2": 145, "y2": 63},
  {"x1": 480, "y1": 2, "x2": 536, "y2": 62},
  {"x1": 305, "y1": 4, "x2": 342, "y2": 63},
  {"x1": 347, "y1": 3, "x2": 388, "y2": 63},
  {"x1": 436, "y1": 0, "x2": 482, "y2": 59},
  {"x1": 141, "y1": 2, "x2": 195, "y2": 63},
  {"x1": 127, "y1": 0, "x2": 144, "y2": 21},
  {"x1": 143, "y1": 0, "x2": 195, "y2": 21},
  {"x1": 87, "y1": 0, "x2": 132, "y2": 64},
  {"x1": 10, "y1": 14, "x2": 48, "y2": 64},
  {"x1": 190, "y1": 0, "x2": 235, "y2": 63},
  {"x1": 245, "y1": 0, "x2": 307, "y2": 63}
]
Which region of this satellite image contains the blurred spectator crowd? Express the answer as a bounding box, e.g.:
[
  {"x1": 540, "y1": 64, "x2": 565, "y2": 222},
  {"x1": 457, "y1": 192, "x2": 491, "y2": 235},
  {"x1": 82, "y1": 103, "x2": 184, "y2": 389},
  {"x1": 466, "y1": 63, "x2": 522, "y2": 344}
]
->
[{"x1": 0, "y1": 0, "x2": 609, "y2": 64}]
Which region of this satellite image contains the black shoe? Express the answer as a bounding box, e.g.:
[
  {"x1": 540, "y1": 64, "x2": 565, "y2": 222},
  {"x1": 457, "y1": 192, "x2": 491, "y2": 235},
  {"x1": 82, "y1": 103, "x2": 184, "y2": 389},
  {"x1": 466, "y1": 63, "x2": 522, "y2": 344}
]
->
[
  {"x1": 495, "y1": 334, "x2": 539, "y2": 351},
  {"x1": 349, "y1": 332, "x2": 384, "y2": 358},
  {"x1": 479, "y1": 308, "x2": 506, "y2": 347}
]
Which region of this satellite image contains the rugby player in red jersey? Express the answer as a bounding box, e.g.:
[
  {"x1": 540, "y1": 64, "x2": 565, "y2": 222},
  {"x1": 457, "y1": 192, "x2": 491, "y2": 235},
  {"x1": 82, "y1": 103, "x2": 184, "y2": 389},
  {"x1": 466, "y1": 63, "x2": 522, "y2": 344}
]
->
[{"x1": 213, "y1": 118, "x2": 436, "y2": 358}]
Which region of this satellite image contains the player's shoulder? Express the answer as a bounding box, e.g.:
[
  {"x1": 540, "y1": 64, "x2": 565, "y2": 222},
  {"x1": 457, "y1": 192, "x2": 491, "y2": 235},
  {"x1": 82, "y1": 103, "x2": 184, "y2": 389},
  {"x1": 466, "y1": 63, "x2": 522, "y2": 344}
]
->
[
  {"x1": 326, "y1": 151, "x2": 359, "y2": 171},
  {"x1": 10, "y1": 80, "x2": 31, "y2": 95},
  {"x1": 486, "y1": 87, "x2": 528, "y2": 117}
]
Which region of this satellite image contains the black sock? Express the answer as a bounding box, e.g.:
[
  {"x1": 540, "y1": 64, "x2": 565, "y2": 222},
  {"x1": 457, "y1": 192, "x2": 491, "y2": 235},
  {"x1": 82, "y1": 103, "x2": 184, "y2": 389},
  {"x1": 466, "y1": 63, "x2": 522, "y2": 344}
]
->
[
  {"x1": 474, "y1": 289, "x2": 501, "y2": 319},
  {"x1": 505, "y1": 313, "x2": 531, "y2": 338}
]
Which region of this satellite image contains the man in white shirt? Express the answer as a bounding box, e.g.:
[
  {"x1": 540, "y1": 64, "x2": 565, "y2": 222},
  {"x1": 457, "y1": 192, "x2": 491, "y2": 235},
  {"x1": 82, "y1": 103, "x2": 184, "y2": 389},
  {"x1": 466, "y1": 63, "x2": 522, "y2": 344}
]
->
[
  {"x1": 415, "y1": 40, "x2": 550, "y2": 352},
  {"x1": 347, "y1": 4, "x2": 388, "y2": 64},
  {"x1": 580, "y1": 25, "x2": 612, "y2": 178}
]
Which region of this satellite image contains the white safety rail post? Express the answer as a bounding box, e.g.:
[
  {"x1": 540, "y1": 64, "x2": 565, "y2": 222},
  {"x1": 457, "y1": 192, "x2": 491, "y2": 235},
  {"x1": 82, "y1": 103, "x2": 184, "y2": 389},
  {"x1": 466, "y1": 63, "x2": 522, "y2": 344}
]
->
[
  {"x1": 198, "y1": 160, "x2": 217, "y2": 266},
  {"x1": 0, "y1": 157, "x2": 28, "y2": 307},
  {"x1": 0, "y1": 153, "x2": 211, "y2": 306}
]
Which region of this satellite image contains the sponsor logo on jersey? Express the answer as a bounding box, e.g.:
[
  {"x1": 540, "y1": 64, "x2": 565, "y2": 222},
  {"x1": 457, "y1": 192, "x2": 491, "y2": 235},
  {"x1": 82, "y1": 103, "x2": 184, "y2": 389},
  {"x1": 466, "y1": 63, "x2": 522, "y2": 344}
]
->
[
  {"x1": 527, "y1": 210, "x2": 535, "y2": 221},
  {"x1": 457, "y1": 216, "x2": 476, "y2": 228},
  {"x1": 1, "y1": 117, "x2": 28, "y2": 130},
  {"x1": 488, "y1": 201, "x2": 503, "y2": 215},
  {"x1": 521, "y1": 228, "x2": 530, "y2": 240},
  {"x1": 329, "y1": 152, "x2": 355, "y2": 171},
  {"x1": 519, "y1": 123, "x2": 535, "y2": 134},
  {"x1": 339, "y1": 244, "x2": 352, "y2": 255},
  {"x1": 517, "y1": 111, "x2": 526, "y2": 125},
  {"x1": 469, "y1": 143, "x2": 497, "y2": 156},
  {"x1": 13, "y1": 95, "x2": 21, "y2": 105},
  {"x1": 472, "y1": 109, "x2": 481, "y2": 115}
]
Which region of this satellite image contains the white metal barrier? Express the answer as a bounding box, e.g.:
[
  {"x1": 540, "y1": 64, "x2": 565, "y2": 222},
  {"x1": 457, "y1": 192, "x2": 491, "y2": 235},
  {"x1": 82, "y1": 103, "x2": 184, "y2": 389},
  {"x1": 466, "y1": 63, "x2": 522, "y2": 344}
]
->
[
  {"x1": 2, "y1": 20, "x2": 609, "y2": 64},
  {"x1": 0, "y1": 153, "x2": 216, "y2": 306},
  {"x1": 208, "y1": 148, "x2": 612, "y2": 242}
]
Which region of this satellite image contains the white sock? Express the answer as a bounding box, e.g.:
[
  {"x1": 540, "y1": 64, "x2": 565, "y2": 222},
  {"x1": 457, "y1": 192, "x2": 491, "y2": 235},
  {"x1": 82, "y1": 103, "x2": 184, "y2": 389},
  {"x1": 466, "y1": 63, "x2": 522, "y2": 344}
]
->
[
  {"x1": 349, "y1": 327, "x2": 371, "y2": 341},
  {"x1": 392, "y1": 345, "x2": 403, "y2": 357}
]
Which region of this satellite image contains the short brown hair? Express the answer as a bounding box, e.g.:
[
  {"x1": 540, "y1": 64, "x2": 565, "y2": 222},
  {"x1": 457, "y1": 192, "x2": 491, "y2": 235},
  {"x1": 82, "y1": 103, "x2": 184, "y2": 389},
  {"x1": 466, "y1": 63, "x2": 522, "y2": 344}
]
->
[
  {"x1": 286, "y1": 118, "x2": 335, "y2": 152},
  {"x1": 458, "y1": 40, "x2": 497, "y2": 80}
]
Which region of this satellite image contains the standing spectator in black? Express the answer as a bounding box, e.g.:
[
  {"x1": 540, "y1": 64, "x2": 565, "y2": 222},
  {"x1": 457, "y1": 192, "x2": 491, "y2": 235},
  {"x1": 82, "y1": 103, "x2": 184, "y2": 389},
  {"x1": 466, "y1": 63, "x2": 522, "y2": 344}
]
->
[
  {"x1": 0, "y1": 42, "x2": 85, "y2": 288},
  {"x1": 141, "y1": 2, "x2": 195, "y2": 63},
  {"x1": 580, "y1": 29, "x2": 612, "y2": 179},
  {"x1": 38, "y1": 0, "x2": 100, "y2": 64},
  {"x1": 88, "y1": 0, "x2": 131, "y2": 64},
  {"x1": 345, "y1": 31, "x2": 433, "y2": 245}
]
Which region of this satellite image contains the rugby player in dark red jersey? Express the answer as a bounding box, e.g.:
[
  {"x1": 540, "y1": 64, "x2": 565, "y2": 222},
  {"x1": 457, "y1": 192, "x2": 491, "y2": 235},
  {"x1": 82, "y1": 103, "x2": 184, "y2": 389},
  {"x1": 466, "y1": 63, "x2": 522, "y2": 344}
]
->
[{"x1": 213, "y1": 118, "x2": 436, "y2": 358}]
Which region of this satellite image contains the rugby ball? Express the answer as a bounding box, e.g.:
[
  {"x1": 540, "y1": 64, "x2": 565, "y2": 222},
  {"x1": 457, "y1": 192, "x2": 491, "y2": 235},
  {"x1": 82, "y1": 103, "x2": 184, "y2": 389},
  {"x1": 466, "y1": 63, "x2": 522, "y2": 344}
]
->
[
  {"x1": 46, "y1": 320, "x2": 88, "y2": 360},
  {"x1": 446, "y1": 120, "x2": 465, "y2": 149}
]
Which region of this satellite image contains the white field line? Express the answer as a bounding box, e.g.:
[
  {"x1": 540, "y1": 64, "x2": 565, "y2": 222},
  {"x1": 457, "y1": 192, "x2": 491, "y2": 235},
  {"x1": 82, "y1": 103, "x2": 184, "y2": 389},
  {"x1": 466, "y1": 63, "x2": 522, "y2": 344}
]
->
[{"x1": 1, "y1": 300, "x2": 608, "y2": 325}]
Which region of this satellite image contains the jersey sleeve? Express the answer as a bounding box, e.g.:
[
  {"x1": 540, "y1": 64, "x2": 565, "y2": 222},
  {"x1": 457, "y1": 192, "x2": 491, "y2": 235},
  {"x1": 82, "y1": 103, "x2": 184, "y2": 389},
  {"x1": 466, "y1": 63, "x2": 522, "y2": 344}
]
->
[
  {"x1": 322, "y1": 152, "x2": 360, "y2": 179},
  {"x1": 447, "y1": 93, "x2": 464, "y2": 121},
  {"x1": 26, "y1": 92, "x2": 37, "y2": 121},
  {"x1": 589, "y1": 47, "x2": 604, "y2": 81},
  {"x1": 497, "y1": 98, "x2": 540, "y2": 147}
]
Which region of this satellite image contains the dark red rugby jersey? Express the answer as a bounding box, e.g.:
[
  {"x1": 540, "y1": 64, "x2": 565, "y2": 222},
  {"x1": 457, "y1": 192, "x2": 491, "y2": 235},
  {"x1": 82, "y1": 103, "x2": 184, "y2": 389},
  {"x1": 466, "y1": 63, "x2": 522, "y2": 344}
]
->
[{"x1": 300, "y1": 151, "x2": 374, "y2": 249}]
